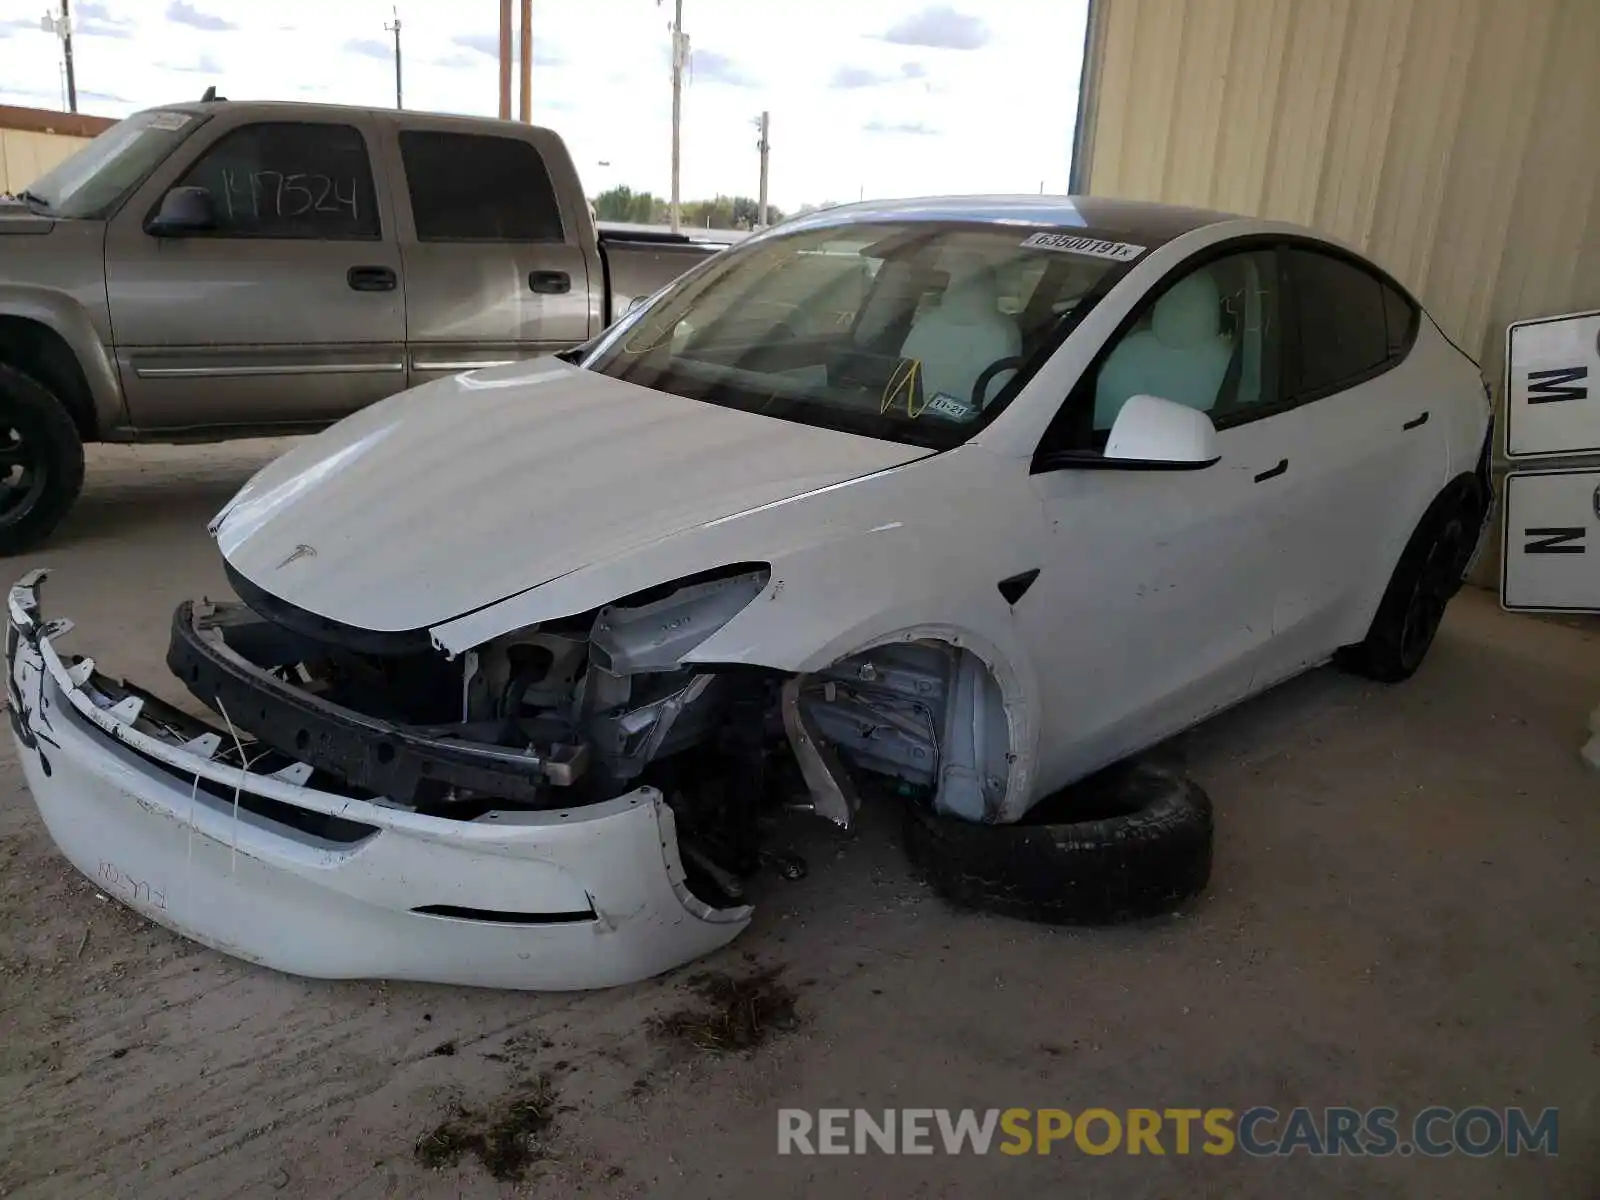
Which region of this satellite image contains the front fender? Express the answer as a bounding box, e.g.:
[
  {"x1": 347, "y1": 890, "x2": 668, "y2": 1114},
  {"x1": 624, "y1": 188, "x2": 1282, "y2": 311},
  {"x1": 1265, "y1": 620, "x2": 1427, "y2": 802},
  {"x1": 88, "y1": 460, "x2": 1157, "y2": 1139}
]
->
[{"x1": 0, "y1": 283, "x2": 126, "y2": 435}]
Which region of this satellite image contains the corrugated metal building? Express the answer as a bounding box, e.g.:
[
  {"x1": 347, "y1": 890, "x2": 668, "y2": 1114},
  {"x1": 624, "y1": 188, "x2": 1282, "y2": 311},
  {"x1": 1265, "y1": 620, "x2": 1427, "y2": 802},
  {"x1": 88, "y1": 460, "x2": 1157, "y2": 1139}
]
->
[
  {"x1": 1074, "y1": 0, "x2": 1600, "y2": 403},
  {"x1": 0, "y1": 106, "x2": 111, "y2": 197}
]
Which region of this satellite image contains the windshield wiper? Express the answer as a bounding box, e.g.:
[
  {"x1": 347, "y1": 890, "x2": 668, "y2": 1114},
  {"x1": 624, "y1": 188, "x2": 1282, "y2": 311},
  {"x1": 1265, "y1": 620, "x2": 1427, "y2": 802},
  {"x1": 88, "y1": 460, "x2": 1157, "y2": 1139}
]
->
[{"x1": 15, "y1": 190, "x2": 53, "y2": 213}]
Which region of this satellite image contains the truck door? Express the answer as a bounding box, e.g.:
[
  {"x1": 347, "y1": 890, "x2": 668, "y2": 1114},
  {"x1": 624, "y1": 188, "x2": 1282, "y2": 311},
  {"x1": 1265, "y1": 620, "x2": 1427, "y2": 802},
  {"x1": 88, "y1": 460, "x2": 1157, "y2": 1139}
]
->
[
  {"x1": 104, "y1": 115, "x2": 407, "y2": 431},
  {"x1": 380, "y1": 120, "x2": 593, "y2": 383}
]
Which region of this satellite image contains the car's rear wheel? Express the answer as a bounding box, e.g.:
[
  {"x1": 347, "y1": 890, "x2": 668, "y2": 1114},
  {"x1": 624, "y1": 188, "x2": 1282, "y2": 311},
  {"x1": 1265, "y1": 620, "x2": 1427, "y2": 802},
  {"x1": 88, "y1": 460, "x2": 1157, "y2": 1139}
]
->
[
  {"x1": 1336, "y1": 481, "x2": 1482, "y2": 683},
  {"x1": 901, "y1": 761, "x2": 1213, "y2": 925},
  {"x1": 0, "y1": 363, "x2": 85, "y2": 557}
]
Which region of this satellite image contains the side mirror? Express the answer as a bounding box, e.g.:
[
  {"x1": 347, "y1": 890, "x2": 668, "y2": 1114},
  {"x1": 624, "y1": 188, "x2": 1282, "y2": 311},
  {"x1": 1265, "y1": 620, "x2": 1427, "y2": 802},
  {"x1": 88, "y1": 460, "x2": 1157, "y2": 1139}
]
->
[
  {"x1": 145, "y1": 186, "x2": 216, "y2": 236},
  {"x1": 1102, "y1": 394, "x2": 1220, "y2": 469}
]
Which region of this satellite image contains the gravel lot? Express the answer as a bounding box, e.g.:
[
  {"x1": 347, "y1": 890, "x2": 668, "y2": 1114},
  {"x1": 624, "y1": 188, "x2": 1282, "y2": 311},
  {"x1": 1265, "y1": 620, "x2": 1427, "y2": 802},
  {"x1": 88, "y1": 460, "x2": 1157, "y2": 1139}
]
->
[{"x1": 0, "y1": 441, "x2": 1595, "y2": 1198}]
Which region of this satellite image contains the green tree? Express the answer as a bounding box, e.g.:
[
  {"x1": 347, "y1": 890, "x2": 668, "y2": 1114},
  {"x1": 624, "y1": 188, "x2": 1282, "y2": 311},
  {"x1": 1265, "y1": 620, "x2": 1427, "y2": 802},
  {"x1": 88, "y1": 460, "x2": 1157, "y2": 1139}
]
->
[{"x1": 592, "y1": 185, "x2": 658, "y2": 223}]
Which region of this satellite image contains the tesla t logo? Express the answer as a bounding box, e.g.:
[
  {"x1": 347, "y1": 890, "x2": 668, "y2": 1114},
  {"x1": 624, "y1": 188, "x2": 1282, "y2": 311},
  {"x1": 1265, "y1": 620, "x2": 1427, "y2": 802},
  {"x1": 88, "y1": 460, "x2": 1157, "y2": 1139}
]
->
[{"x1": 276, "y1": 543, "x2": 318, "y2": 569}]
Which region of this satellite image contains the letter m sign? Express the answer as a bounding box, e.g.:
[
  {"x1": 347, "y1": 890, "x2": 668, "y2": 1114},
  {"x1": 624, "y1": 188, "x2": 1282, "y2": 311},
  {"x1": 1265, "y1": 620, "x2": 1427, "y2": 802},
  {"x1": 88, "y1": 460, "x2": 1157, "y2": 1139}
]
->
[{"x1": 1527, "y1": 366, "x2": 1589, "y2": 404}]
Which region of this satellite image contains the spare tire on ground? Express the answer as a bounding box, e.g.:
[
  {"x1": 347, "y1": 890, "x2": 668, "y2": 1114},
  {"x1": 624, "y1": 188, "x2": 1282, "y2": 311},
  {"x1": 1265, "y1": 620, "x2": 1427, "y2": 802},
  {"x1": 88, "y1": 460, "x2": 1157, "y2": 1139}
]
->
[{"x1": 902, "y1": 761, "x2": 1213, "y2": 925}]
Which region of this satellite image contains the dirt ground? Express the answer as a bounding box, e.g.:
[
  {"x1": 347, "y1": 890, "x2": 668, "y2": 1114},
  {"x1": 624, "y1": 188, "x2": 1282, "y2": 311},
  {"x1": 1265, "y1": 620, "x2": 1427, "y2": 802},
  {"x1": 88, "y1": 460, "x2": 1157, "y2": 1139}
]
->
[{"x1": 0, "y1": 441, "x2": 1596, "y2": 1199}]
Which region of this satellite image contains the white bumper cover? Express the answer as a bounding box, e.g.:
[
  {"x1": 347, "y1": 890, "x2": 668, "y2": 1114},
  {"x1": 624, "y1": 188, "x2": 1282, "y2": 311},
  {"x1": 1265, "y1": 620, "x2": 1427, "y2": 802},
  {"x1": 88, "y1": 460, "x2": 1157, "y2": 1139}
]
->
[{"x1": 5, "y1": 572, "x2": 751, "y2": 991}]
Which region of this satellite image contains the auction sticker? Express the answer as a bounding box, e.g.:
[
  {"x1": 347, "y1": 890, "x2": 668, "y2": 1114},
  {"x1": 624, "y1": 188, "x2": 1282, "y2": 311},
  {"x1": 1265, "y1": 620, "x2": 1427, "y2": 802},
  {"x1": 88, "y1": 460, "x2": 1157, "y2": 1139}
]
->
[{"x1": 1021, "y1": 231, "x2": 1146, "y2": 262}]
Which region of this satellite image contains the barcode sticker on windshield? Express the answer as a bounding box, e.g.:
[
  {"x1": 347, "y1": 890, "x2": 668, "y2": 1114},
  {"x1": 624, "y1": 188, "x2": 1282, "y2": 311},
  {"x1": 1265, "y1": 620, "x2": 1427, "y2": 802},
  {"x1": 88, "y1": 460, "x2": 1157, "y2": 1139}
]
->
[
  {"x1": 1021, "y1": 231, "x2": 1145, "y2": 262},
  {"x1": 147, "y1": 112, "x2": 192, "y2": 131}
]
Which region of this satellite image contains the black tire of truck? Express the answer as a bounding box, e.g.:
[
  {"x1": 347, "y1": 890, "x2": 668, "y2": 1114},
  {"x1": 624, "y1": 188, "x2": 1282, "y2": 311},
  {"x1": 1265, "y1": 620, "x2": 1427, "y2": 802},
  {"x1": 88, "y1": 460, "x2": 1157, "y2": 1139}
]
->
[
  {"x1": 0, "y1": 363, "x2": 85, "y2": 557},
  {"x1": 901, "y1": 761, "x2": 1213, "y2": 925},
  {"x1": 1334, "y1": 477, "x2": 1484, "y2": 685}
]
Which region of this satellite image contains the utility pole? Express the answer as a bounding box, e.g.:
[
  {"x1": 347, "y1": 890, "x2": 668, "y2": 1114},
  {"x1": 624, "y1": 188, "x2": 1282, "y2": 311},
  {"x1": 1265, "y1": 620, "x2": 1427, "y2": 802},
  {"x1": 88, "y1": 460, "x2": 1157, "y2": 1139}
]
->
[
  {"x1": 497, "y1": 0, "x2": 512, "y2": 119},
  {"x1": 385, "y1": 8, "x2": 402, "y2": 110},
  {"x1": 41, "y1": 1, "x2": 76, "y2": 113},
  {"x1": 754, "y1": 111, "x2": 769, "y2": 228},
  {"x1": 60, "y1": 0, "x2": 75, "y2": 113},
  {"x1": 665, "y1": 0, "x2": 686, "y2": 233},
  {"x1": 518, "y1": 0, "x2": 532, "y2": 122}
]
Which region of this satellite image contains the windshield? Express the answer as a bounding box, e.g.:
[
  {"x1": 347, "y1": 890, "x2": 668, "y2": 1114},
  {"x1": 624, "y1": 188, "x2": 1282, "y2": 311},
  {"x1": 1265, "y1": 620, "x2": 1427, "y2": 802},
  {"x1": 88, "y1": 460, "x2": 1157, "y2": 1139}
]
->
[
  {"x1": 583, "y1": 219, "x2": 1137, "y2": 449},
  {"x1": 22, "y1": 110, "x2": 204, "y2": 219}
]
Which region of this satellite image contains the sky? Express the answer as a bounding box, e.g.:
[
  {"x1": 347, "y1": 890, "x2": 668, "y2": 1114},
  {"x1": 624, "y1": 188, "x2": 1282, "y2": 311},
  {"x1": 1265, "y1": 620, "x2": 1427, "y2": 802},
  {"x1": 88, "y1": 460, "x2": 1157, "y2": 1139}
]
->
[{"x1": 0, "y1": 0, "x2": 1089, "y2": 211}]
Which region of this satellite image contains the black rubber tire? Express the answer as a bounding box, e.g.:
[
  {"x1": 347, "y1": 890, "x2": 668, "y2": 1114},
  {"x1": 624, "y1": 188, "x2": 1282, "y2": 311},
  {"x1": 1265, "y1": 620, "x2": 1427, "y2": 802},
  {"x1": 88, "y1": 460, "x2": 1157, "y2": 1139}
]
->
[
  {"x1": 1335, "y1": 481, "x2": 1481, "y2": 684},
  {"x1": 902, "y1": 761, "x2": 1213, "y2": 925},
  {"x1": 0, "y1": 363, "x2": 85, "y2": 557}
]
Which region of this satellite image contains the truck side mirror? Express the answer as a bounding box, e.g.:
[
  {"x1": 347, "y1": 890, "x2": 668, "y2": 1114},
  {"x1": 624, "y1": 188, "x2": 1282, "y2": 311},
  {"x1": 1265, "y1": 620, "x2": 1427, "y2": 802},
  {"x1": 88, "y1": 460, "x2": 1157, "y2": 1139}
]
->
[{"x1": 146, "y1": 186, "x2": 217, "y2": 237}]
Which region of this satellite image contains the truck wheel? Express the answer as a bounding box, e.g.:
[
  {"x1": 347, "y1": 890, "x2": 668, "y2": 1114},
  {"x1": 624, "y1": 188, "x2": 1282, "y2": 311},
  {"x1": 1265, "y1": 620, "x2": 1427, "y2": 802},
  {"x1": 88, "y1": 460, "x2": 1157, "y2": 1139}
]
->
[
  {"x1": 0, "y1": 363, "x2": 85, "y2": 557},
  {"x1": 902, "y1": 761, "x2": 1213, "y2": 925}
]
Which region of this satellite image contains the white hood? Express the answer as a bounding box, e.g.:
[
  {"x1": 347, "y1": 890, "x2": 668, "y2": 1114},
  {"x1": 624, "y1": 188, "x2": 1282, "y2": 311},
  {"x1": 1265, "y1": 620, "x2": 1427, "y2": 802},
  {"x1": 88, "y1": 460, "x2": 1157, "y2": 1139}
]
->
[{"x1": 215, "y1": 359, "x2": 930, "y2": 632}]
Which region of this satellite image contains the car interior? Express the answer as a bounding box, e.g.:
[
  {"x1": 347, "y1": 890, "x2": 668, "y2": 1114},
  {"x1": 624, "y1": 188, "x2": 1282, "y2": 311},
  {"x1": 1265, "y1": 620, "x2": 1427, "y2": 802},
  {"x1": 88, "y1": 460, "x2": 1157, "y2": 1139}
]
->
[{"x1": 1090, "y1": 253, "x2": 1279, "y2": 434}]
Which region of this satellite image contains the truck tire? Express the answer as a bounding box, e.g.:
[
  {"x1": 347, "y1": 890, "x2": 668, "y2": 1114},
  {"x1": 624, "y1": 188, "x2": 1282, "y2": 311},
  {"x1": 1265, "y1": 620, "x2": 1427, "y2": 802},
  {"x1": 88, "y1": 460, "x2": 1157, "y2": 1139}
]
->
[
  {"x1": 1335, "y1": 478, "x2": 1481, "y2": 684},
  {"x1": 902, "y1": 761, "x2": 1213, "y2": 925},
  {"x1": 0, "y1": 363, "x2": 85, "y2": 557}
]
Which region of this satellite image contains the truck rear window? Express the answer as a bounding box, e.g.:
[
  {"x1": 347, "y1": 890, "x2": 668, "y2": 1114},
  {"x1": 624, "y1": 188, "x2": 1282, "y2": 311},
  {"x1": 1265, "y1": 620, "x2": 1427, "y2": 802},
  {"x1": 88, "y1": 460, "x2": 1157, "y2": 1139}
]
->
[{"x1": 398, "y1": 131, "x2": 563, "y2": 243}]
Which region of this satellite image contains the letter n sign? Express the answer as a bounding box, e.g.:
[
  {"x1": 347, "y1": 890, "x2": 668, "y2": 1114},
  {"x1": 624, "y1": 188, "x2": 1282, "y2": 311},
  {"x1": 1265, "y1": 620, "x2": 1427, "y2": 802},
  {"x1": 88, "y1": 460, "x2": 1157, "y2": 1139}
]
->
[{"x1": 1502, "y1": 470, "x2": 1600, "y2": 611}]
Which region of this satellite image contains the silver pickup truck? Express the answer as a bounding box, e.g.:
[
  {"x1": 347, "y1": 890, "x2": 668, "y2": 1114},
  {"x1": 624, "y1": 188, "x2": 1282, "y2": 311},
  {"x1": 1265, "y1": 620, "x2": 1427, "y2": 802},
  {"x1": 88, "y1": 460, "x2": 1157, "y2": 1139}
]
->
[{"x1": 0, "y1": 99, "x2": 729, "y2": 553}]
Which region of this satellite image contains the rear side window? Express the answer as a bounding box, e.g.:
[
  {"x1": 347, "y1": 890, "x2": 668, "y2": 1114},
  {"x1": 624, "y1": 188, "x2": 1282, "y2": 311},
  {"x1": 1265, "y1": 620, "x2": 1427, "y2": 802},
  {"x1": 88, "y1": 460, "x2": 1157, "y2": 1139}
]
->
[
  {"x1": 1284, "y1": 248, "x2": 1389, "y2": 398},
  {"x1": 1382, "y1": 281, "x2": 1418, "y2": 360},
  {"x1": 174, "y1": 121, "x2": 379, "y2": 239},
  {"x1": 399, "y1": 131, "x2": 563, "y2": 242}
]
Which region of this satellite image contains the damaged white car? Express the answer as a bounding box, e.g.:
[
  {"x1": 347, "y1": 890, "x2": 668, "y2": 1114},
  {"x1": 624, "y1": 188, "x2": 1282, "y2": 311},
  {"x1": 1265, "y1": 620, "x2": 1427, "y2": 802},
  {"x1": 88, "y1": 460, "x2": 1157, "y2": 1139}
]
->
[{"x1": 7, "y1": 198, "x2": 1493, "y2": 989}]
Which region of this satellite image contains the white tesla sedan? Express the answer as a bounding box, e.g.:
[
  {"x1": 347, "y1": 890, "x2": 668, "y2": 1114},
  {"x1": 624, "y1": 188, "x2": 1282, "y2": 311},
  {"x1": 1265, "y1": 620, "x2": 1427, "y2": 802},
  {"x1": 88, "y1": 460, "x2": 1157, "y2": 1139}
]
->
[{"x1": 8, "y1": 197, "x2": 1493, "y2": 989}]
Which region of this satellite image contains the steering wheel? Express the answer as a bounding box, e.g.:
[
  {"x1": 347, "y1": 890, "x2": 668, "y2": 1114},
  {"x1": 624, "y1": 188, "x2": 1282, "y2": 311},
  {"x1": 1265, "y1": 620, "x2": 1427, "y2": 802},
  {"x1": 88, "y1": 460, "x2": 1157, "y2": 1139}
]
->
[{"x1": 971, "y1": 356, "x2": 1027, "y2": 410}]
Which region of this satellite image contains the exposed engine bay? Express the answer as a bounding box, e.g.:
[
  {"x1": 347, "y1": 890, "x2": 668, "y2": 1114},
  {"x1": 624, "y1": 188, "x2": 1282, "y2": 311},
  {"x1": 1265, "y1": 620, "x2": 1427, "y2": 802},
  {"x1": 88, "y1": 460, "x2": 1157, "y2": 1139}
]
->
[{"x1": 168, "y1": 566, "x2": 1013, "y2": 901}]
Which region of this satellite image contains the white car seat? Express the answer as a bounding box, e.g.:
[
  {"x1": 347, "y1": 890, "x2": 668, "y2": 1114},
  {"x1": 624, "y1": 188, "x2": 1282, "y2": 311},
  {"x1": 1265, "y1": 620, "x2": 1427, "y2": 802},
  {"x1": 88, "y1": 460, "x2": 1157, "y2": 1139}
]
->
[
  {"x1": 1093, "y1": 270, "x2": 1232, "y2": 429},
  {"x1": 900, "y1": 260, "x2": 1022, "y2": 410}
]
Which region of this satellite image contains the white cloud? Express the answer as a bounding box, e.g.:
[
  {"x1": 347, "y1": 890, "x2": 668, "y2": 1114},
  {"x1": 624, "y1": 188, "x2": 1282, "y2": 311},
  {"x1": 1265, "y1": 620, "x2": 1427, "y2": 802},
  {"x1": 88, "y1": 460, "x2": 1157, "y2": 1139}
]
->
[
  {"x1": 881, "y1": 5, "x2": 989, "y2": 50},
  {"x1": 690, "y1": 48, "x2": 756, "y2": 87},
  {"x1": 832, "y1": 66, "x2": 897, "y2": 89},
  {"x1": 0, "y1": 0, "x2": 1088, "y2": 210},
  {"x1": 344, "y1": 37, "x2": 392, "y2": 61},
  {"x1": 166, "y1": 2, "x2": 237, "y2": 32}
]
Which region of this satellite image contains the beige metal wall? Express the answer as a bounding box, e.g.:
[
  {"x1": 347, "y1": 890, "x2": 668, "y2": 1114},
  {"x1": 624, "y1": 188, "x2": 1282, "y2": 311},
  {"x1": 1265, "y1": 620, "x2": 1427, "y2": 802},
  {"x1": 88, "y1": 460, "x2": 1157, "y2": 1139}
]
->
[
  {"x1": 0, "y1": 128, "x2": 91, "y2": 195},
  {"x1": 1079, "y1": 0, "x2": 1600, "y2": 394}
]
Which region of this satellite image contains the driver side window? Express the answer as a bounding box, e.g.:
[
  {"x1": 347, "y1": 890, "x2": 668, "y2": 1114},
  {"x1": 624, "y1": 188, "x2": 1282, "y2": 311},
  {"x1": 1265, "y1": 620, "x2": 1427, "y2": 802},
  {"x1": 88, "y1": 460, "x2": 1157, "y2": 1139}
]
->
[{"x1": 1087, "y1": 248, "x2": 1284, "y2": 437}]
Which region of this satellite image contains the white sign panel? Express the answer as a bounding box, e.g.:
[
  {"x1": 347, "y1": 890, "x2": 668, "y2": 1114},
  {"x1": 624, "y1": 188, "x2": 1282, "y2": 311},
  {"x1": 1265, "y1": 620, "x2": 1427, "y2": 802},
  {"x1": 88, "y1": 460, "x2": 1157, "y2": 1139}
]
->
[
  {"x1": 1505, "y1": 310, "x2": 1600, "y2": 459},
  {"x1": 1501, "y1": 468, "x2": 1600, "y2": 611}
]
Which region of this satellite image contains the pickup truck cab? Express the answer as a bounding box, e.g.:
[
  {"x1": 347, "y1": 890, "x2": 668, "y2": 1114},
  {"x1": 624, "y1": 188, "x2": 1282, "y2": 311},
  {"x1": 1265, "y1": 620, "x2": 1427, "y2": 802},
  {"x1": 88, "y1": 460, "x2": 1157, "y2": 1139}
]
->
[{"x1": 0, "y1": 99, "x2": 728, "y2": 553}]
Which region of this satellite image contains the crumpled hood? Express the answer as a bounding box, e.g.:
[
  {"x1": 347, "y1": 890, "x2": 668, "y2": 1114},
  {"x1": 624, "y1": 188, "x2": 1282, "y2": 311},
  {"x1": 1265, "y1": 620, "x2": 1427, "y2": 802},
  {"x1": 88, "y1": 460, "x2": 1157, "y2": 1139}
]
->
[{"x1": 215, "y1": 359, "x2": 930, "y2": 632}]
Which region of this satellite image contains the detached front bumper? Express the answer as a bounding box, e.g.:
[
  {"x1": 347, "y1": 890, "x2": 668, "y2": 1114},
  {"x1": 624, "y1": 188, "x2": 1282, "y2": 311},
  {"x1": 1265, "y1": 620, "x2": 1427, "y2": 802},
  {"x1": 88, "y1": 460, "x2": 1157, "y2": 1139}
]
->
[{"x1": 5, "y1": 572, "x2": 751, "y2": 991}]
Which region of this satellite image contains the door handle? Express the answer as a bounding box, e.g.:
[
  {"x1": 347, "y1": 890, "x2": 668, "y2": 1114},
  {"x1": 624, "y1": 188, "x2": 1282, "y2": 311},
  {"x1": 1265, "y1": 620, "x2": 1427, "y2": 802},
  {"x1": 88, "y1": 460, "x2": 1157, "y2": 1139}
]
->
[
  {"x1": 347, "y1": 265, "x2": 397, "y2": 292},
  {"x1": 1402, "y1": 411, "x2": 1429, "y2": 430},
  {"x1": 1254, "y1": 458, "x2": 1289, "y2": 483},
  {"x1": 528, "y1": 270, "x2": 571, "y2": 295}
]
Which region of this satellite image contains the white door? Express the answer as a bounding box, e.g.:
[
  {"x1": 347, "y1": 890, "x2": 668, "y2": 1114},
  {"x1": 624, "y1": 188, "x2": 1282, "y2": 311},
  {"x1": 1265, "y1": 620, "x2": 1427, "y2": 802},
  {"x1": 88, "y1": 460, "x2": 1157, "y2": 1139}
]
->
[
  {"x1": 1020, "y1": 246, "x2": 1292, "y2": 788},
  {"x1": 1259, "y1": 248, "x2": 1448, "y2": 676}
]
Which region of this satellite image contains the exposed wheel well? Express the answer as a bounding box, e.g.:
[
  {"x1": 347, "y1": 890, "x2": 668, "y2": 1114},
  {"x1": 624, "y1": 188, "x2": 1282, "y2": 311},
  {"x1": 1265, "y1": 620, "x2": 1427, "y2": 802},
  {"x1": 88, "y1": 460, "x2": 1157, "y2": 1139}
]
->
[
  {"x1": 796, "y1": 638, "x2": 1015, "y2": 823},
  {"x1": 0, "y1": 317, "x2": 97, "y2": 442}
]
